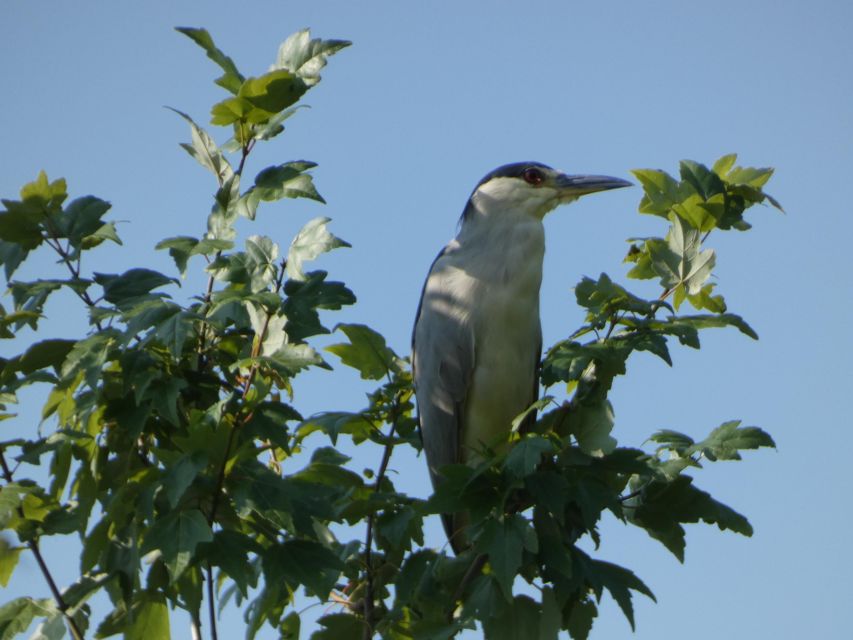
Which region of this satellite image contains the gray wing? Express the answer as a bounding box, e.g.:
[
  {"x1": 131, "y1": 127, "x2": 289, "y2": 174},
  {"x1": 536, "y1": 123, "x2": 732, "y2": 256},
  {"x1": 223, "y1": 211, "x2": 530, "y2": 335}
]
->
[{"x1": 412, "y1": 248, "x2": 475, "y2": 492}]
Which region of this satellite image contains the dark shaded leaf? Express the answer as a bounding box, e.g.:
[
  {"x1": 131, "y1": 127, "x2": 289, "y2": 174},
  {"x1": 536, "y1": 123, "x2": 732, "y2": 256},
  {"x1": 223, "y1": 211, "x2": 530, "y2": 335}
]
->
[
  {"x1": 263, "y1": 540, "x2": 343, "y2": 597},
  {"x1": 282, "y1": 270, "x2": 356, "y2": 342},
  {"x1": 477, "y1": 514, "x2": 536, "y2": 601},
  {"x1": 140, "y1": 509, "x2": 213, "y2": 581},
  {"x1": 310, "y1": 613, "x2": 365, "y2": 640},
  {"x1": 504, "y1": 435, "x2": 554, "y2": 479},
  {"x1": 94, "y1": 269, "x2": 177, "y2": 305}
]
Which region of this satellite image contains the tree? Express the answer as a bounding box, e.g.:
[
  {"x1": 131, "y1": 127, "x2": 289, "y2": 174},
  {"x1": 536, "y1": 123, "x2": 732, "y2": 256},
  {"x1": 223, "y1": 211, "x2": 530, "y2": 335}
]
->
[{"x1": 0, "y1": 27, "x2": 778, "y2": 640}]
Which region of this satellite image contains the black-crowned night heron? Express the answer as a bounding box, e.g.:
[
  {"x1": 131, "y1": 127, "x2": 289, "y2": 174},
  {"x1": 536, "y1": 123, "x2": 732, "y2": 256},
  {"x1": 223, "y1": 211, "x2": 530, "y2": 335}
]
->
[{"x1": 412, "y1": 161, "x2": 630, "y2": 552}]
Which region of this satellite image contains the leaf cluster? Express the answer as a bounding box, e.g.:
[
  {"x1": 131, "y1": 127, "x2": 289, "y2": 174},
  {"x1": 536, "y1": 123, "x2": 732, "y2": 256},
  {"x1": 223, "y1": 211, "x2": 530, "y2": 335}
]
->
[
  {"x1": 0, "y1": 25, "x2": 779, "y2": 640},
  {"x1": 0, "y1": 28, "x2": 356, "y2": 640}
]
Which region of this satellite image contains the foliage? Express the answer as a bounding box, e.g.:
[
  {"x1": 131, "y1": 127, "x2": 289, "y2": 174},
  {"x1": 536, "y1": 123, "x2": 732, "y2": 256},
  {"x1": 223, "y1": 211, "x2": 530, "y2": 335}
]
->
[{"x1": 0, "y1": 26, "x2": 778, "y2": 640}]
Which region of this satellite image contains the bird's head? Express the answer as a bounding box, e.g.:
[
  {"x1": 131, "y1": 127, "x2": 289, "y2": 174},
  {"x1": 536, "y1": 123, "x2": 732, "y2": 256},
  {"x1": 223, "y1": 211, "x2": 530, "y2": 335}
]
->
[{"x1": 463, "y1": 161, "x2": 631, "y2": 222}]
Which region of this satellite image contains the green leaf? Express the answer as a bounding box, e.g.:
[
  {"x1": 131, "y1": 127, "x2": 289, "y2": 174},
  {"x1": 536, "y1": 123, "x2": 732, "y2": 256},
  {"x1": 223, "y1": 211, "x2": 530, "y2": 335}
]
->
[
  {"x1": 237, "y1": 162, "x2": 325, "y2": 220},
  {"x1": 280, "y1": 611, "x2": 301, "y2": 640},
  {"x1": 477, "y1": 514, "x2": 536, "y2": 601},
  {"x1": 240, "y1": 69, "x2": 306, "y2": 113},
  {"x1": 632, "y1": 475, "x2": 753, "y2": 561},
  {"x1": 160, "y1": 452, "x2": 207, "y2": 508},
  {"x1": 0, "y1": 207, "x2": 44, "y2": 249},
  {"x1": 263, "y1": 539, "x2": 344, "y2": 597},
  {"x1": 564, "y1": 399, "x2": 617, "y2": 457},
  {"x1": 282, "y1": 271, "x2": 356, "y2": 342},
  {"x1": 687, "y1": 282, "x2": 726, "y2": 313},
  {"x1": 310, "y1": 613, "x2": 366, "y2": 640},
  {"x1": 125, "y1": 593, "x2": 171, "y2": 640},
  {"x1": 649, "y1": 429, "x2": 695, "y2": 450},
  {"x1": 233, "y1": 343, "x2": 325, "y2": 381},
  {"x1": 203, "y1": 530, "x2": 260, "y2": 598},
  {"x1": 629, "y1": 168, "x2": 683, "y2": 217},
  {"x1": 211, "y1": 70, "x2": 309, "y2": 127},
  {"x1": 29, "y1": 613, "x2": 66, "y2": 640},
  {"x1": 377, "y1": 505, "x2": 423, "y2": 551},
  {"x1": 94, "y1": 268, "x2": 178, "y2": 305},
  {"x1": 0, "y1": 240, "x2": 28, "y2": 281},
  {"x1": 0, "y1": 598, "x2": 57, "y2": 640},
  {"x1": 325, "y1": 323, "x2": 396, "y2": 380},
  {"x1": 0, "y1": 546, "x2": 23, "y2": 587},
  {"x1": 679, "y1": 160, "x2": 725, "y2": 200},
  {"x1": 565, "y1": 598, "x2": 597, "y2": 640},
  {"x1": 56, "y1": 195, "x2": 116, "y2": 249},
  {"x1": 285, "y1": 217, "x2": 350, "y2": 281},
  {"x1": 296, "y1": 411, "x2": 376, "y2": 445},
  {"x1": 482, "y1": 594, "x2": 542, "y2": 640},
  {"x1": 586, "y1": 557, "x2": 655, "y2": 630},
  {"x1": 140, "y1": 509, "x2": 213, "y2": 581},
  {"x1": 61, "y1": 330, "x2": 117, "y2": 388},
  {"x1": 12, "y1": 339, "x2": 75, "y2": 374},
  {"x1": 176, "y1": 27, "x2": 244, "y2": 93},
  {"x1": 504, "y1": 434, "x2": 554, "y2": 478},
  {"x1": 712, "y1": 153, "x2": 738, "y2": 176},
  {"x1": 688, "y1": 420, "x2": 776, "y2": 461},
  {"x1": 649, "y1": 216, "x2": 715, "y2": 302},
  {"x1": 205, "y1": 174, "x2": 241, "y2": 241},
  {"x1": 170, "y1": 108, "x2": 234, "y2": 184},
  {"x1": 272, "y1": 29, "x2": 351, "y2": 86}
]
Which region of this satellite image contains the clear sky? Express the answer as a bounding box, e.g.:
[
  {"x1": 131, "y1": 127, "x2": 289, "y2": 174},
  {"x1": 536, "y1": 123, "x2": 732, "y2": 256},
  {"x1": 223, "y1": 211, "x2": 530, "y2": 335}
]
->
[{"x1": 2, "y1": 1, "x2": 851, "y2": 638}]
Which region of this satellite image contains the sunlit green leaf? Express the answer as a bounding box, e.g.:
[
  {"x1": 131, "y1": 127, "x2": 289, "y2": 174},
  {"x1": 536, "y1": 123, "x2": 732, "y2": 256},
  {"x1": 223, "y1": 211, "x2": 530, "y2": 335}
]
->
[
  {"x1": 325, "y1": 323, "x2": 396, "y2": 380},
  {"x1": 170, "y1": 108, "x2": 234, "y2": 184},
  {"x1": 272, "y1": 30, "x2": 351, "y2": 86},
  {"x1": 176, "y1": 27, "x2": 244, "y2": 93},
  {"x1": 125, "y1": 593, "x2": 171, "y2": 640},
  {"x1": 286, "y1": 217, "x2": 349, "y2": 281},
  {"x1": 0, "y1": 547, "x2": 23, "y2": 587}
]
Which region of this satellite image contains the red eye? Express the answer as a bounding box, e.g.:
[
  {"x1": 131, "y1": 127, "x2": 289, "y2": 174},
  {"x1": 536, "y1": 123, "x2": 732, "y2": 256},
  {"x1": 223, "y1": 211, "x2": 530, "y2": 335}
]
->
[{"x1": 523, "y1": 168, "x2": 544, "y2": 185}]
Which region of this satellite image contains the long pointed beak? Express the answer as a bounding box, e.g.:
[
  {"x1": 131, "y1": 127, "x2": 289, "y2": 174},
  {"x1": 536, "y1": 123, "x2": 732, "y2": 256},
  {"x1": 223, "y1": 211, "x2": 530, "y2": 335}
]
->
[{"x1": 555, "y1": 173, "x2": 632, "y2": 196}]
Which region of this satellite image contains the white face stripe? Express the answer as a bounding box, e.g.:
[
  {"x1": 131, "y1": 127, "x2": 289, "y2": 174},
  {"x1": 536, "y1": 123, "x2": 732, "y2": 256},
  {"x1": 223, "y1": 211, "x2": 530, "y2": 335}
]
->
[{"x1": 472, "y1": 175, "x2": 566, "y2": 220}]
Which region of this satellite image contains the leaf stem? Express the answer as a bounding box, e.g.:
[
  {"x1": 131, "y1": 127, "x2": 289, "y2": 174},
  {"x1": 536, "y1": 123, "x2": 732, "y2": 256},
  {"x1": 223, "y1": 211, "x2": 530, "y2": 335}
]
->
[{"x1": 0, "y1": 449, "x2": 84, "y2": 640}]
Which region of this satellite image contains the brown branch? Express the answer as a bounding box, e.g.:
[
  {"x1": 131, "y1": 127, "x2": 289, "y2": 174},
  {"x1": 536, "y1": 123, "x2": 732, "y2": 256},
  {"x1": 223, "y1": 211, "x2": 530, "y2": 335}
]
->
[{"x1": 0, "y1": 449, "x2": 84, "y2": 640}]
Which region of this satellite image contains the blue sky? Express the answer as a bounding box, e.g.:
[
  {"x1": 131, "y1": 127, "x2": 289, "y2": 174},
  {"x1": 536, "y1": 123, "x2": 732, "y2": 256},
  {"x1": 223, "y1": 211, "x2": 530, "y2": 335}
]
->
[{"x1": 2, "y1": 1, "x2": 851, "y2": 638}]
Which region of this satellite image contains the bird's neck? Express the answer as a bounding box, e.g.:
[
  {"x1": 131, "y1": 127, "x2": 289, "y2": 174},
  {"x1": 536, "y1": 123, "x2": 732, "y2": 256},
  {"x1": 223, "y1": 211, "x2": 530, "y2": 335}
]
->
[{"x1": 452, "y1": 202, "x2": 546, "y2": 291}]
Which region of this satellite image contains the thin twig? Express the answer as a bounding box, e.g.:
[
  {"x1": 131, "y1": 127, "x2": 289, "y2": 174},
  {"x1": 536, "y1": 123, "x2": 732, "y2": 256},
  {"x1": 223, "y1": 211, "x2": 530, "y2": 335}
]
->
[
  {"x1": 204, "y1": 258, "x2": 286, "y2": 638},
  {"x1": 205, "y1": 563, "x2": 218, "y2": 640},
  {"x1": 0, "y1": 450, "x2": 84, "y2": 640},
  {"x1": 42, "y1": 220, "x2": 104, "y2": 332},
  {"x1": 362, "y1": 419, "x2": 398, "y2": 640}
]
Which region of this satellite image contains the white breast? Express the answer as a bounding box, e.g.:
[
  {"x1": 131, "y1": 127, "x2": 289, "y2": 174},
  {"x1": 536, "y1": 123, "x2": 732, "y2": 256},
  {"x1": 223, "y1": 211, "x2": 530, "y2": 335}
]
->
[{"x1": 442, "y1": 215, "x2": 546, "y2": 460}]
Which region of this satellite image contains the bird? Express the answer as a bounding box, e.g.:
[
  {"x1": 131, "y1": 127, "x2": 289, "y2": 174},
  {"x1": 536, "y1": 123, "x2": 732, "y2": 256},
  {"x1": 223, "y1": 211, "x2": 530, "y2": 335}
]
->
[{"x1": 411, "y1": 161, "x2": 631, "y2": 553}]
